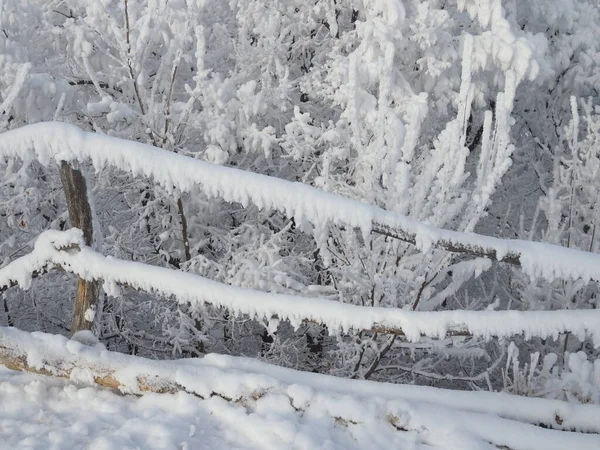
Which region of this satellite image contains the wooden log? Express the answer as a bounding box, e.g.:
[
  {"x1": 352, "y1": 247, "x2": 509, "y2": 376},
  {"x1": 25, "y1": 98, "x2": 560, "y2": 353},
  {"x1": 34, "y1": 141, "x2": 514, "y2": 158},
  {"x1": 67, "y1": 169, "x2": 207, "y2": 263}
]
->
[
  {"x1": 0, "y1": 345, "x2": 178, "y2": 394},
  {"x1": 0, "y1": 327, "x2": 583, "y2": 435}
]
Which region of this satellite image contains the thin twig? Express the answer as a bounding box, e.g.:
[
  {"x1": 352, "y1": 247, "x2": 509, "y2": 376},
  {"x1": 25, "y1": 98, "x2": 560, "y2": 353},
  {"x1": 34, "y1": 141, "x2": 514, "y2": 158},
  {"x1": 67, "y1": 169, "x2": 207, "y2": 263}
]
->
[{"x1": 123, "y1": 0, "x2": 148, "y2": 118}]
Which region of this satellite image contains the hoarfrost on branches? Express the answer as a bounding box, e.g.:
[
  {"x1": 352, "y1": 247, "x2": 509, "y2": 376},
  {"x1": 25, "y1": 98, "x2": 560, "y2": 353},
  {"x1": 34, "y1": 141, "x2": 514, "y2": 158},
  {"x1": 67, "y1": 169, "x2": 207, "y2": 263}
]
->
[{"x1": 0, "y1": 0, "x2": 598, "y2": 401}]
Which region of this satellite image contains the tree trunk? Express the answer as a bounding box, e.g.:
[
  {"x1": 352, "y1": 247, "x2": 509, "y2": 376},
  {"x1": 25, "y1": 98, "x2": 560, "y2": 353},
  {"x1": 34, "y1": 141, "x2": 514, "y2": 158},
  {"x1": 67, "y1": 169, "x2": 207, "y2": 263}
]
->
[{"x1": 59, "y1": 161, "x2": 98, "y2": 334}]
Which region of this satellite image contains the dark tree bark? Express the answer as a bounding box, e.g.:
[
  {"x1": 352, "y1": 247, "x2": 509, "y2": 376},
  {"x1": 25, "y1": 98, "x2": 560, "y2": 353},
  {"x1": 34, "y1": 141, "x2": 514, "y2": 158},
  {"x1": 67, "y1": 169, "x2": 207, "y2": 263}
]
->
[
  {"x1": 59, "y1": 161, "x2": 99, "y2": 334},
  {"x1": 177, "y1": 197, "x2": 191, "y2": 262}
]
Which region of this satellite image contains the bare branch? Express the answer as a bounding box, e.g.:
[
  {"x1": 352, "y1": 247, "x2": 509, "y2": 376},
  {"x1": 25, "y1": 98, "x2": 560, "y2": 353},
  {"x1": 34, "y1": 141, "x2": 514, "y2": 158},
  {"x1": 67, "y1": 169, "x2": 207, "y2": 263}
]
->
[
  {"x1": 371, "y1": 221, "x2": 522, "y2": 266},
  {"x1": 123, "y1": 0, "x2": 148, "y2": 118},
  {"x1": 68, "y1": 79, "x2": 123, "y2": 93}
]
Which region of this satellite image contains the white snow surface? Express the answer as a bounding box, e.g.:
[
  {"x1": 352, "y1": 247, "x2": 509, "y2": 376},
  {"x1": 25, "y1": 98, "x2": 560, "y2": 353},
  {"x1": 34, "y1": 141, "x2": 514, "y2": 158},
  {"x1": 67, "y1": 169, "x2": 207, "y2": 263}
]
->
[
  {"x1": 0, "y1": 326, "x2": 599, "y2": 450},
  {"x1": 1, "y1": 122, "x2": 600, "y2": 283},
  {"x1": 2, "y1": 229, "x2": 600, "y2": 346}
]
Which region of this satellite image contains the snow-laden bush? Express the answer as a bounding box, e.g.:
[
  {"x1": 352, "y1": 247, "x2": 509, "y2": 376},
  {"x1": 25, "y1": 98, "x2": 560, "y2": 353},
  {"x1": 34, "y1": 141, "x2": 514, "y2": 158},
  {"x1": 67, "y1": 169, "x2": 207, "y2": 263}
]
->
[
  {"x1": 504, "y1": 342, "x2": 600, "y2": 404},
  {"x1": 0, "y1": 0, "x2": 598, "y2": 397}
]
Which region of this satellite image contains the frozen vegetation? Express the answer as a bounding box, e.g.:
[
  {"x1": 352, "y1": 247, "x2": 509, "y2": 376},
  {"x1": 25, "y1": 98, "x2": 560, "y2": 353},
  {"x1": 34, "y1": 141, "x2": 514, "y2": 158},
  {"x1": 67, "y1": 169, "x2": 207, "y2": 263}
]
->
[{"x1": 0, "y1": 0, "x2": 599, "y2": 447}]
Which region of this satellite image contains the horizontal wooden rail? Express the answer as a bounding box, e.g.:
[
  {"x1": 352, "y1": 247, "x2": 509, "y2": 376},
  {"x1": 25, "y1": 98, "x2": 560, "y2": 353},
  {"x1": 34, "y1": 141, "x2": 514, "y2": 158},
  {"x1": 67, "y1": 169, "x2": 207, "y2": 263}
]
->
[
  {"x1": 1, "y1": 123, "x2": 600, "y2": 283},
  {"x1": 1, "y1": 230, "x2": 599, "y2": 345}
]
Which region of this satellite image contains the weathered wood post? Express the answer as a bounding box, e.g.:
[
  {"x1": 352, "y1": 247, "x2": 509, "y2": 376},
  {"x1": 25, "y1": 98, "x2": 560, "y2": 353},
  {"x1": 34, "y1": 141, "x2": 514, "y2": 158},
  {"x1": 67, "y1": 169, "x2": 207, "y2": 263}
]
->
[{"x1": 59, "y1": 161, "x2": 99, "y2": 334}]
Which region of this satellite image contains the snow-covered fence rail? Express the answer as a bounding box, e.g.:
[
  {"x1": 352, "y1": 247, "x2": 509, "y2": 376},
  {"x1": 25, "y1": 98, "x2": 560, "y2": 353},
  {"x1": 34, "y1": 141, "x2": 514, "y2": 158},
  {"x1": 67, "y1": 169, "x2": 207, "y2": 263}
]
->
[
  {"x1": 2, "y1": 229, "x2": 600, "y2": 345},
  {"x1": 1, "y1": 325, "x2": 600, "y2": 443},
  {"x1": 1, "y1": 122, "x2": 600, "y2": 283}
]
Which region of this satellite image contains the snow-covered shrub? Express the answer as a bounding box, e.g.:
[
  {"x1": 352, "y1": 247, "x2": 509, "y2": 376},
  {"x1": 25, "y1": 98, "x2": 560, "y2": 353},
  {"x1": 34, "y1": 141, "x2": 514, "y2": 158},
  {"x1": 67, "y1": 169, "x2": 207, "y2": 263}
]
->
[
  {"x1": 0, "y1": 0, "x2": 598, "y2": 399},
  {"x1": 504, "y1": 342, "x2": 600, "y2": 404}
]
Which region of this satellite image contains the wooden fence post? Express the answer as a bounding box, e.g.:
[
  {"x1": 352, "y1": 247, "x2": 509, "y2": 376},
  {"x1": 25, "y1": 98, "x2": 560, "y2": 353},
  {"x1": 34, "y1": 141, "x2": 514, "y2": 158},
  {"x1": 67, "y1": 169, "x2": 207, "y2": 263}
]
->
[{"x1": 59, "y1": 161, "x2": 99, "y2": 334}]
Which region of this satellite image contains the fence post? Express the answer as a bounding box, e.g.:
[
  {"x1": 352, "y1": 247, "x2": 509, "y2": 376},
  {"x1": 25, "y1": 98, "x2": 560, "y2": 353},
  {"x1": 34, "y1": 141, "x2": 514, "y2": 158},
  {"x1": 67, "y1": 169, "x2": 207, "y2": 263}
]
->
[{"x1": 59, "y1": 161, "x2": 99, "y2": 334}]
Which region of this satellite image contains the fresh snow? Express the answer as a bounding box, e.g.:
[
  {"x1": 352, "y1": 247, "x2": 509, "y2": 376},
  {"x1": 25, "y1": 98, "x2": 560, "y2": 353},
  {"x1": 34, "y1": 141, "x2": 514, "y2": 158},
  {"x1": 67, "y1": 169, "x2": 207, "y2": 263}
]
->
[
  {"x1": 2, "y1": 123, "x2": 600, "y2": 284},
  {"x1": 2, "y1": 229, "x2": 600, "y2": 345},
  {"x1": 0, "y1": 327, "x2": 599, "y2": 449},
  {"x1": 0, "y1": 367, "x2": 376, "y2": 450}
]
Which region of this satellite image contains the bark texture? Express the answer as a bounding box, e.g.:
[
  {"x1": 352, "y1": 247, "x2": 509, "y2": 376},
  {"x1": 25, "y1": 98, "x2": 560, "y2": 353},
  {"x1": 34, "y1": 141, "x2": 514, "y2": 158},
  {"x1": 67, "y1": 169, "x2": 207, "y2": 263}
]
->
[{"x1": 59, "y1": 161, "x2": 98, "y2": 334}]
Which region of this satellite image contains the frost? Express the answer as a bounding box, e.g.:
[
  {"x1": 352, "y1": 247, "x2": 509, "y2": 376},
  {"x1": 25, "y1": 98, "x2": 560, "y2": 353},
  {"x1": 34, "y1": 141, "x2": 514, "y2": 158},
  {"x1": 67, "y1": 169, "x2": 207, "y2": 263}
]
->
[
  {"x1": 0, "y1": 62, "x2": 31, "y2": 114},
  {"x1": 102, "y1": 279, "x2": 121, "y2": 298},
  {"x1": 267, "y1": 317, "x2": 279, "y2": 336}
]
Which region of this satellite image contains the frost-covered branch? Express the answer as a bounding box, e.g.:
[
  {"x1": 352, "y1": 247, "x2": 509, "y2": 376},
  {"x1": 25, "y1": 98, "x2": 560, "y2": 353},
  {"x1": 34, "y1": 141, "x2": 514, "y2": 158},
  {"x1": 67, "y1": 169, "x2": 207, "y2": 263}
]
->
[
  {"x1": 2, "y1": 229, "x2": 600, "y2": 345},
  {"x1": 1, "y1": 123, "x2": 600, "y2": 284}
]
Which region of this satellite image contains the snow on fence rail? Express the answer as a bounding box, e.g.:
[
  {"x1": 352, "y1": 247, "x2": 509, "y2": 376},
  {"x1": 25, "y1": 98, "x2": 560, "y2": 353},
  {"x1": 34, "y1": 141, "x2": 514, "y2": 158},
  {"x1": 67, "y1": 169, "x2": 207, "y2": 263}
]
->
[
  {"x1": 1, "y1": 122, "x2": 600, "y2": 283},
  {"x1": 2, "y1": 229, "x2": 600, "y2": 345},
  {"x1": 1, "y1": 325, "x2": 600, "y2": 446}
]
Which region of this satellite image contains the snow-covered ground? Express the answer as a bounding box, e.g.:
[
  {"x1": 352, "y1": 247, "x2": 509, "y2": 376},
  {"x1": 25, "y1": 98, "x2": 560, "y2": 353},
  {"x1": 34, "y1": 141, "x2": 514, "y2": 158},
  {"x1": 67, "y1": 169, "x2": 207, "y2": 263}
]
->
[
  {"x1": 0, "y1": 366, "x2": 451, "y2": 450},
  {"x1": 0, "y1": 326, "x2": 599, "y2": 449},
  {"x1": 1, "y1": 352, "x2": 599, "y2": 450}
]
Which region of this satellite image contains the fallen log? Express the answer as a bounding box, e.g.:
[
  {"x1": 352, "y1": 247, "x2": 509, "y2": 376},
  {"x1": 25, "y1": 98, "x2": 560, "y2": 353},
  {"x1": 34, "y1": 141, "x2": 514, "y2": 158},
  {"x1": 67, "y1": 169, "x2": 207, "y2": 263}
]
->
[{"x1": 0, "y1": 325, "x2": 599, "y2": 440}]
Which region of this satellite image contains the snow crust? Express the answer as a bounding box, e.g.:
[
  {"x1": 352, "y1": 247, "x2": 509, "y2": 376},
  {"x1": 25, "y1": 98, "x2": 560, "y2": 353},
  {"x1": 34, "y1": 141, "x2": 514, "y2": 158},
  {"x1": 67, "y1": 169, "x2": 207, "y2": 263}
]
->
[
  {"x1": 1, "y1": 122, "x2": 600, "y2": 285},
  {"x1": 0, "y1": 327, "x2": 599, "y2": 449},
  {"x1": 2, "y1": 229, "x2": 600, "y2": 346}
]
